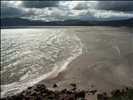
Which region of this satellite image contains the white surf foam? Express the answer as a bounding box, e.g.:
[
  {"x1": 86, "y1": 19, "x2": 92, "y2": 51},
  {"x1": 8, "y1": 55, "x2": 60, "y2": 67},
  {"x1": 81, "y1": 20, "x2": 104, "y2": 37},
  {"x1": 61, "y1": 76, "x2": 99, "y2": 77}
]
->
[
  {"x1": 1, "y1": 31, "x2": 83, "y2": 98},
  {"x1": 110, "y1": 42, "x2": 121, "y2": 55}
]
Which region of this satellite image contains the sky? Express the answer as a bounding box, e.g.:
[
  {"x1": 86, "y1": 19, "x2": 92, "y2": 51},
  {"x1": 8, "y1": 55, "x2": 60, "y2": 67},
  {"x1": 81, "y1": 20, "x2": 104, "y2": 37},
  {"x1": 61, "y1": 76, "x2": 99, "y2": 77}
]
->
[{"x1": 1, "y1": 0, "x2": 133, "y2": 21}]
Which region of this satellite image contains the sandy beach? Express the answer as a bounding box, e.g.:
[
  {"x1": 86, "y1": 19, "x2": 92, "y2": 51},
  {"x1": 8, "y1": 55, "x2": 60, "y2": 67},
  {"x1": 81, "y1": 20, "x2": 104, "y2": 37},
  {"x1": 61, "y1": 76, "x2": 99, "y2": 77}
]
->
[
  {"x1": 35, "y1": 29, "x2": 133, "y2": 99},
  {"x1": 1, "y1": 0, "x2": 133, "y2": 99},
  {"x1": 2, "y1": 50, "x2": 132, "y2": 100},
  {"x1": 40, "y1": 52, "x2": 132, "y2": 99},
  {"x1": 1, "y1": 28, "x2": 133, "y2": 100}
]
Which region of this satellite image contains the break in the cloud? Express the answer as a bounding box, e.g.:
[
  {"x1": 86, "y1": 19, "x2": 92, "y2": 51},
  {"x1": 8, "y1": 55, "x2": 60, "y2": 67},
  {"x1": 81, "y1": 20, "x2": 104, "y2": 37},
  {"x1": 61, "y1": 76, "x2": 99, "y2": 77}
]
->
[
  {"x1": 1, "y1": 1, "x2": 133, "y2": 21},
  {"x1": 72, "y1": 1, "x2": 90, "y2": 10}
]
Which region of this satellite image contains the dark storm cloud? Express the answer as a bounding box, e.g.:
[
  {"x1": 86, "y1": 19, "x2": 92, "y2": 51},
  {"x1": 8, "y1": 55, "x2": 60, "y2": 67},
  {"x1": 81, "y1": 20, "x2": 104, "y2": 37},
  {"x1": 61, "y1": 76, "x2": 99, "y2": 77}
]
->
[
  {"x1": 1, "y1": 1, "x2": 133, "y2": 21},
  {"x1": 1, "y1": 7, "x2": 24, "y2": 18},
  {"x1": 1, "y1": 2, "x2": 24, "y2": 18},
  {"x1": 96, "y1": 1, "x2": 133, "y2": 11},
  {"x1": 1, "y1": 1, "x2": 36, "y2": 18},
  {"x1": 21, "y1": 1, "x2": 59, "y2": 8}
]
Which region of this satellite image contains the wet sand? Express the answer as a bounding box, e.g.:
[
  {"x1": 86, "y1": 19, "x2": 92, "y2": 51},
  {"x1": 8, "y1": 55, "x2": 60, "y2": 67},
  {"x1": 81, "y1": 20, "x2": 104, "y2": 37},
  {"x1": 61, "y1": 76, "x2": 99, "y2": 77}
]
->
[
  {"x1": 1, "y1": 28, "x2": 132, "y2": 100},
  {"x1": 2, "y1": 51, "x2": 132, "y2": 100},
  {"x1": 40, "y1": 53, "x2": 131, "y2": 100},
  {"x1": 39, "y1": 29, "x2": 133, "y2": 99}
]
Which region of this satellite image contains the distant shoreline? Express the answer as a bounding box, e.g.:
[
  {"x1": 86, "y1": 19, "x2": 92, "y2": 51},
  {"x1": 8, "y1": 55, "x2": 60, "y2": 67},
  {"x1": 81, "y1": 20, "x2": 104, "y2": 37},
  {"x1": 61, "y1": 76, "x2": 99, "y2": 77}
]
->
[
  {"x1": 1, "y1": 17, "x2": 133, "y2": 27},
  {"x1": 1, "y1": 26, "x2": 132, "y2": 29}
]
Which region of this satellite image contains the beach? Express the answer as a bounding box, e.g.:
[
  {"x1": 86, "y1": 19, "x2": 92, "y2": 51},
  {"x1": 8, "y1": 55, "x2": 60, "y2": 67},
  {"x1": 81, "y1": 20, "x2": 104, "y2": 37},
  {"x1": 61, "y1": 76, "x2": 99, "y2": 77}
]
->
[
  {"x1": 1, "y1": 26, "x2": 133, "y2": 100},
  {"x1": 39, "y1": 29, "x2": 133, "y2": 99}
]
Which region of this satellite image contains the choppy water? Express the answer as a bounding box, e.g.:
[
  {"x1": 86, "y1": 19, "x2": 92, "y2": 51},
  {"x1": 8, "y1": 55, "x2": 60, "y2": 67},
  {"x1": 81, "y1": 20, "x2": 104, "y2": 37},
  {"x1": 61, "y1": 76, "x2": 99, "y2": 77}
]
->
[
  {"x1": 1, "y1": 27, "x2": 84, "y2": 97},
  {"x1": 1, "y1": 26, "x2": 133, "y2": 97}
]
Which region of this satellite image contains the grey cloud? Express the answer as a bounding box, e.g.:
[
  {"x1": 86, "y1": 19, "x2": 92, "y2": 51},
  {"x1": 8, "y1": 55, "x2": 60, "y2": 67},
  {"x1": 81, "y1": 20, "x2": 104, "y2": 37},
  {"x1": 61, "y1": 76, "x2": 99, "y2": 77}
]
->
[
  {"x1": 21, "y1": 1, "x2": 59, "y2": 8},
  {"x1": 1, "y1": 2, "x2": 22, "y2": 18},
  {"x1": 1, "y1": 1, "x2": 36, "y2": 18},
  {"x1": 73, "y1": 2, "x2": 90, "y2": 10},
  {"x1": 96, "y1": 1, "x2": 133, "y2": 11},
  {"x1": 1, "y1": 1, "x2": 133, "y2": 21},
  {"x1": 1, "y1": 7, "x2": 24, "y2": 18},
  {"x1": 1, "y1": 1, "x2": 8, "y2": 7}
]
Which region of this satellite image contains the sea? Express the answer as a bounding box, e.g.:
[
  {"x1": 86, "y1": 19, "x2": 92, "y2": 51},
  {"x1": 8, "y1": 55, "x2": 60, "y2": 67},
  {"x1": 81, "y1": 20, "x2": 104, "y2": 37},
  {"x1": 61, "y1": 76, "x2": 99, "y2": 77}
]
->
[{"x1": 1, "y1": 26, "x2": 133, "y2": 97}]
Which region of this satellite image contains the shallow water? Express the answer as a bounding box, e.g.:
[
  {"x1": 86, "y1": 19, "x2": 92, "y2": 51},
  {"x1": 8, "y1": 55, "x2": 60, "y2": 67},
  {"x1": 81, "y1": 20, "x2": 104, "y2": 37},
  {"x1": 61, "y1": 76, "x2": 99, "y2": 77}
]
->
[{"x1": 1, "y1": 26, "x2": 133, "y2": 97}]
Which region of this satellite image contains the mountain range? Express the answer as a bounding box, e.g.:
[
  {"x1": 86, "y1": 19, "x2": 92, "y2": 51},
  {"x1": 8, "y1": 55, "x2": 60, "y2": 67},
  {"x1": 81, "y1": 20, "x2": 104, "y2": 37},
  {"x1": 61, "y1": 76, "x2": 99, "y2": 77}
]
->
[{"x1": 1, "y1": 17, "x2": 133, "y2": 27}]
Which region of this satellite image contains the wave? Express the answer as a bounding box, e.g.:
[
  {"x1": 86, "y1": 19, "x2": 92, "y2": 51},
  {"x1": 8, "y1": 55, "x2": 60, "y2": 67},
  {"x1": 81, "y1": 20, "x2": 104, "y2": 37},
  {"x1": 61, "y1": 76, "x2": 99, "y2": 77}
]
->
[{"x1": 1, "y1": 29, "x2": 83, "y2": 98}]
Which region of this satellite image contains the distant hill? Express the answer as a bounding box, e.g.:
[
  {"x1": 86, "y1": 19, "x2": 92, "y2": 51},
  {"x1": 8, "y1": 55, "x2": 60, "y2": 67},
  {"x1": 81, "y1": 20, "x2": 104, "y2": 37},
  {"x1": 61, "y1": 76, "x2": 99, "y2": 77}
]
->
[
  {"x1": 96, "y1": 18, "x2": 133, "y2": 26},
  {"x1": 1, "y1": 17, "x2": 133, "y2": 26}
]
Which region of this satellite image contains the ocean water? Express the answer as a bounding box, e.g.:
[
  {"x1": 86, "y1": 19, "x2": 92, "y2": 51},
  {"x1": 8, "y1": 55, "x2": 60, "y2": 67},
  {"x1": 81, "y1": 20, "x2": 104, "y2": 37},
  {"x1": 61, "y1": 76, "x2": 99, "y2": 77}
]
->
[{"x1": 1, "y1": 26, "x2": 133, "y2": 97}]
